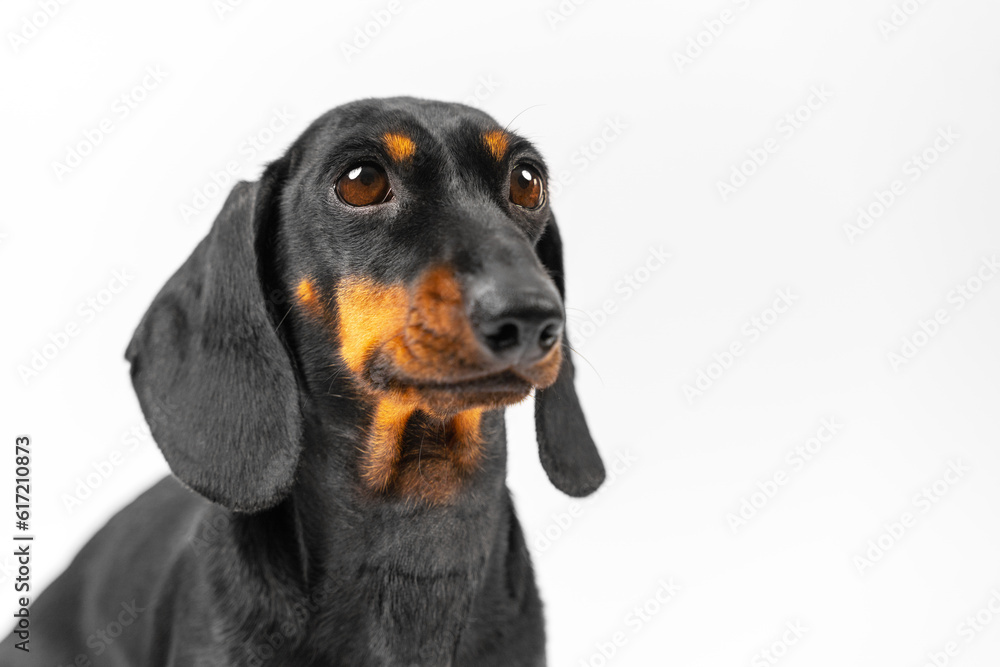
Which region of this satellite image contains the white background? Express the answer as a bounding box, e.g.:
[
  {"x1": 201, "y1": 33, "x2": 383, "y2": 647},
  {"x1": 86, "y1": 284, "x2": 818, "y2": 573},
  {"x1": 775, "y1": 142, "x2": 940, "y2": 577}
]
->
[{"x1": 3, "y1": 1, "x2": 1000, "y2": 665}]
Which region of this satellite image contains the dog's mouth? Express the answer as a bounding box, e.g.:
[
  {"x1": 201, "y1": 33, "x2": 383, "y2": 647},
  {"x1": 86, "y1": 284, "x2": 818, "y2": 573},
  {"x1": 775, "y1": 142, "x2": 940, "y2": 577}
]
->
[
  {"x1": 373, "y1": 367, "x2": 532, "y2": 395},
  {"x1": 365, "y1": 362, "x2": 545, "y2": 414}
]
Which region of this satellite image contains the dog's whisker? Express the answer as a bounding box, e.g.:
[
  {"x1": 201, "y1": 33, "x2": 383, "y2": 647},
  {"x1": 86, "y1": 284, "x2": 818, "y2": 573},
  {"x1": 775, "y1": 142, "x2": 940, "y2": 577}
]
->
[
  {"x1": 273, "y1": 304, "x2": 294, "y2": 333},
  {"x1": 565, "y1": 344, "x2": 603, "y2": 385},
  {"x1": 416, "y1": 431, "x2": 426, "y2": 478},
  {"x1": 503, "y1": 104, "x2": 544, "y2": 134},
  {"x1": 315, "y1": 365, "x2": 345, "y2": 396}
]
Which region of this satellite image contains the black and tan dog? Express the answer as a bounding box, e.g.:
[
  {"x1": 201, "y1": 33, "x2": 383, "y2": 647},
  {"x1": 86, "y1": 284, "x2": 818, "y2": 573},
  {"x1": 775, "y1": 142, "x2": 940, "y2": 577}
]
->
[{"x1": 2, "y1": 97, "x2": 605, "y2": 666}]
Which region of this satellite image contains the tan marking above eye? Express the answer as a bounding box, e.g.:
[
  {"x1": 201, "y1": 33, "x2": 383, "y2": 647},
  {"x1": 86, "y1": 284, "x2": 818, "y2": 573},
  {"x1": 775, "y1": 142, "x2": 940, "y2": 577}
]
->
[
  {"x1": 336, "y1": 163, "x2": 392, "y2": 206},
  {"x1": 483, "y1": 130, "x2": 509, "y2": 160},
  {"x1": 509, "y1": 164, "x2": 544, "y2": 209},
  {"x1": 382, "y1": 132, "x2": 416, "y2": 162}
]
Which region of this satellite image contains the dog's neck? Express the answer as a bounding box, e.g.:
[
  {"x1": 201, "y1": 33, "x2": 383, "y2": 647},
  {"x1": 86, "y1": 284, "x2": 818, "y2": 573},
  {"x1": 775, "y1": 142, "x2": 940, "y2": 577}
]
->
[
  {"x1": 214, "y1": 388, "x2": 513, "y2": 664},
  {"x1": 355, "y1": 399, "x2": 489, "y2": 505},
  {"x1": 295, "y1": 388, "x2": 510, "y2": 560}
]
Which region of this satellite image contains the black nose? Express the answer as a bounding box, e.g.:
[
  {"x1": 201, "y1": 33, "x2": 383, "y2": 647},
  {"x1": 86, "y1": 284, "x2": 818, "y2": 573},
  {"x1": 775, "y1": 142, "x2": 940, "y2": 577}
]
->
[{"x1": 469, "y1": 288, "x2": 564, "y2": 365}]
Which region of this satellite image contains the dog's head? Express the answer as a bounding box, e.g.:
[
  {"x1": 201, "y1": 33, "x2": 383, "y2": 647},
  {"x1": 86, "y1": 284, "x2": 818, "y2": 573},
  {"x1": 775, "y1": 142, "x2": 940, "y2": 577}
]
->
[{"x1": 127, "y1": 98, "x2": 605, "y2": 512}]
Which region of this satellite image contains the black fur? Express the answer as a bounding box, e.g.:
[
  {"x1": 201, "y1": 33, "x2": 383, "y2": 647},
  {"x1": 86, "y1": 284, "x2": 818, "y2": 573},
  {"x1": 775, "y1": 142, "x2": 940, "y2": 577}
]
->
[{"x1": 2, "y1": 97, "x2": 604, "y2": 666}]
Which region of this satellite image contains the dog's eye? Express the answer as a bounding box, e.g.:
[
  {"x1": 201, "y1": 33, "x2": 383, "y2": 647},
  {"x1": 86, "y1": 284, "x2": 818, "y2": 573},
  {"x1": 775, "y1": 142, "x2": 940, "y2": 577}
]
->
[
  {"x1": 336, "y1": 163, "x2": 393, "y2": 206},
  {"x1": 509, "y1": 164, "x2": 544, "y2": 210}
]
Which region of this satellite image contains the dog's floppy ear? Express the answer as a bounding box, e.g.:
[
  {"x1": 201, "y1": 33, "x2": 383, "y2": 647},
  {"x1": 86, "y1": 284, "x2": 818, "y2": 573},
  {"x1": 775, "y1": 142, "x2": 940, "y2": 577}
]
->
[
  {"x1": 533, "y1": 216, "x2": 606, "y2": 497},
  {"x1": 125, "y1": 159, "x2": 302, "y2": 513}
]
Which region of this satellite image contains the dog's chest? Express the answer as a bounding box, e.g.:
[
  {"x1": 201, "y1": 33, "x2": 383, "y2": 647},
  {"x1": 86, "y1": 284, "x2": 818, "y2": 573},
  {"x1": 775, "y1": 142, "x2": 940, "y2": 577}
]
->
[
  {"x1": 362, "y1": 560, "x2": 483, "y2": 665},
  {"x1": 313, "y1": 498, "x2": 503, "y2": 665}
]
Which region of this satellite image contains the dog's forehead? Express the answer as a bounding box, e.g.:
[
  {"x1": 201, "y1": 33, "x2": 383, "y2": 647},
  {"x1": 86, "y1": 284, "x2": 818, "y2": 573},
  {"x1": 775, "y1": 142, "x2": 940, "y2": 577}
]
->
[{"x1": 306, "y1": 97, "x2": 544, "y2": 171}]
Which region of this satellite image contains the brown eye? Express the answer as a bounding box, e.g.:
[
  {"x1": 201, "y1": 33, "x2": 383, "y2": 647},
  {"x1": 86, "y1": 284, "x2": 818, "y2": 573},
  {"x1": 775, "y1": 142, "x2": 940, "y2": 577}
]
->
[
  {"x1": 336, "y1": 163, "x2": 392, "y2": 206},
  {"x1": 509, "y1": 164, "x2": 544, "y2": 209}
]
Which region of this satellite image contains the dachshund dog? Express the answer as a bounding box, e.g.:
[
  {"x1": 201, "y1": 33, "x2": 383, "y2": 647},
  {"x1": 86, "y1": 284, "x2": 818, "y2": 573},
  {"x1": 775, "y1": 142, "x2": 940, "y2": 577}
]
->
[{"x1": 2, "y1": 97, "x2": 605, "y2": 666}]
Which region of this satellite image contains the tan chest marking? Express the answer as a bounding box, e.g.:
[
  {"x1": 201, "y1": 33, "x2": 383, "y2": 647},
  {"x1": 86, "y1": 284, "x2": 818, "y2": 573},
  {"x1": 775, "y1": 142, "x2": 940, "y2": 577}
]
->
[{"x1": 365, "y1": 403, "x2": 485, "y2": 505}]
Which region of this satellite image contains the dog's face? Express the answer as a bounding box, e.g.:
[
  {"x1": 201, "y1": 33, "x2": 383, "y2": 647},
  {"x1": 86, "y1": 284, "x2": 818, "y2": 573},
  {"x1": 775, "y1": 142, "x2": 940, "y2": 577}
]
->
[
  {"x1": 277, "y1": 99, "x2": 563, "y2": 417},
  {"x1": 127, "y1": 97, "x2": 605, "y2": 511}
]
